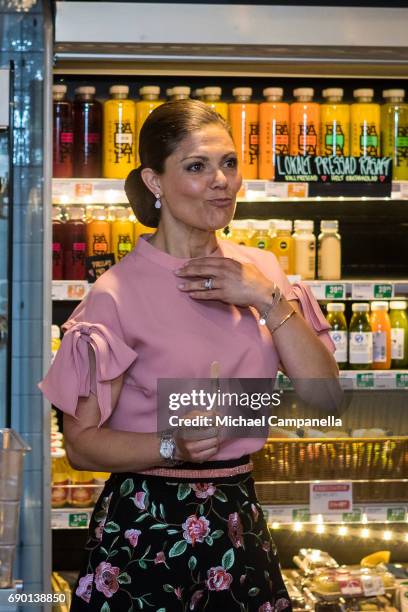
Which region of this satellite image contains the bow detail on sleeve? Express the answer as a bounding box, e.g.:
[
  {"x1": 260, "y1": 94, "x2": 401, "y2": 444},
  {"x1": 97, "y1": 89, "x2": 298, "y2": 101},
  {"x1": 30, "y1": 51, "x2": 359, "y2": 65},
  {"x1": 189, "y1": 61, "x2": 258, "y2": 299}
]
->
[
  {"x1": 291, "y1": 282, "x2": 335, "y2": 352},
  {"x1": 38, "y1": 321, "x2": 138, "y2": 426}
]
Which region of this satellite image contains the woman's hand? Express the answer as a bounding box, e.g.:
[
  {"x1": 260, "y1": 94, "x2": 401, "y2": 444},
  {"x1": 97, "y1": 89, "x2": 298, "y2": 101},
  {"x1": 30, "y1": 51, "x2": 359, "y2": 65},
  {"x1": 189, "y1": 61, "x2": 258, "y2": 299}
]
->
[
  {"x1": 173, "y1": 410, "x2": 220, "y2": 463},
  {"x1": 175, "y1": 256, "x2": 275, "y2": 313}
]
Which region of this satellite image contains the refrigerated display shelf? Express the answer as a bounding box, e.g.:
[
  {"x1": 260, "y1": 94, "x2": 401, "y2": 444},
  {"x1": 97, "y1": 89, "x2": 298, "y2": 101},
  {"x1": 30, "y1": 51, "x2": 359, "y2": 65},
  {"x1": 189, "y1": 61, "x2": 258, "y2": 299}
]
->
[{"x1": 276, "y1": 370, "x2": 408, "y2": 390}]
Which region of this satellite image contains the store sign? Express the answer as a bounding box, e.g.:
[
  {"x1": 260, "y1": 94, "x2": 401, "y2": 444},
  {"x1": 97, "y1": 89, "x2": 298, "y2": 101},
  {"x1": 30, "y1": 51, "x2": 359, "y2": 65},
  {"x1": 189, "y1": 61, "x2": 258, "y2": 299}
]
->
[
  {"x1": 310, "y1": 481, "x2": 353, "y2": 514},
  {"x1": 275, "y1": 155, "x2": 392, "y2": 184}
]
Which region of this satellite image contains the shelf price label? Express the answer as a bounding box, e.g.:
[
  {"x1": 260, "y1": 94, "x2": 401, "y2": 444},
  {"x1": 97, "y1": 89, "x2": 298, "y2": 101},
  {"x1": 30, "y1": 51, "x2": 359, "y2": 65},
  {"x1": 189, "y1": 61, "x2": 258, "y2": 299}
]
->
[
  {"x1": 387, "y1": 507, "x2": 406, "y2": 522},
  {"x1": 310, "y1": 482, "x2": 353, "y2": 515},
  {"x1": 325, "y1": 284, "x2": 346, "y2": 300},
  {"x1": 356, "y1": 373, "x2": 375, "y2": 389},
  {"x1": 292, "y1": 508, "x2": 310, "y2": 522},
  {"x1": 396, "y1": 374, "x2": 408, "y2": 389},
  {"x1": 373, "y1": 284, "x2": 393, "y2": 299},
  {"x1": 69, "y1": 512, "x2": 89, "y2": 528},
  {"x1": 342, "y1": 509, "x2": 362, "y2": 523}
]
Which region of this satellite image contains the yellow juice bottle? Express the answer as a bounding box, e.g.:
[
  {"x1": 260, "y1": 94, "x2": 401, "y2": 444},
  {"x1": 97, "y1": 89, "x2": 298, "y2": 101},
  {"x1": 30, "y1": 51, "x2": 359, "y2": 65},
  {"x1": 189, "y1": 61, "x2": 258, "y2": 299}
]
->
[
  {"x1": 203, "y1": 86, "x2": 229, "y2": 121},
  {"x1": 103, "y1": 85, "x2": 136, "y2": 179},
  {"x1": 290, "y1": 88, "x2": 320, "y2": 156},
  {"x1": 51, "y1": 448, "x2": 70, "y2": 508},
  {"x1": 229, "y1": 87, "x2": 259, "y2": 180},
  {"x1": 382, "y1": 89, "x2": 408, "y2": 180},
  {"x1": 229, "y1": 220, "x2": 250, "y2": 246},
  {"x1": 135, "y1": 86, "x2": 162, "y2": 167},
  {"x1": 321, "y1": 88, "x2": 350, "y2": 156},
  {"x1": 259, "y1": 87, "x2": 290, "y2": 180},
  {"x1": 270, "y1": 219, "x2": 294, "y2": 274},
  {"x1": 250, "y1": 220, "x2": 272, "y2": 250},
  {"x1": 351, "y1": 89, "x2": 381, "y2": 157},
  {"x1": 111, "y1": 207, "x2": 134, "y2": 261},
  {"x1": 69, "y1": 468, "x2": 95, "y2": 508},
  {"x1": 170, "y1": 86, "x2": 191, "y2": 101}
]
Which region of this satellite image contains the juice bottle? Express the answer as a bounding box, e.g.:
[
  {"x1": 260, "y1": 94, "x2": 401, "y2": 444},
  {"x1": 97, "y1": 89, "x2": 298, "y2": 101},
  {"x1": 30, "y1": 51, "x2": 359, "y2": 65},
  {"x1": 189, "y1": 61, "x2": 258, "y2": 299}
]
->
[
  {"x1": 318, "y1": 220, "x2": 342, "y2": 280},
  {"x1": 250, "y1": 220, "x2": 272, "y2": 250},
  {"x1": 351, "y1": 89, "x2": 381, "y2": 157},
  {"x1": 51, "y1": 448, "x2": 70, "y2": 508},
  {"x1": 371, "y1": 301, "x2": 391, "y2": 370},
  {"x1": 203, "y1": 86, "x2": 229, "y2": 121},
  {"x1": 268, "y1": 220, "x2": 277, "y2": 239},
  {"x1": 52, "y1": 206, "x2": 64, "y2": 280},
  {"x1": 52, "y1": 84, "x2": 73, "y2": 178},
  {"x1": 290, "y1": 88, "x2": 320, "y2": 156},
  {"x1": 259, "y1": 87, "x2": 289, "y2": 180},
  {"x1": 320, "y1": 88, "x2": 350, "y2": 156},
  {"x1": 103, "y1": 85, "x2": 136, "y2": 179},
  {"x1": 86, "y1": 207, "x2": 111, "y2": 257},
  {"x1": 349, "y1": 303, "x2": 373, "y2": 370},
  {"x1": 135, "y1": 86, "x2": 162, "y2": 166},
  {"x1": 111, "y1": 207, "x2": 134, "y2": 261},
  {"x1": 166, "y1": 88, "x2": 173, "y2": 100},
  {"x1": 51, "y1": 325, "x2": 61, "y2": 363},
  {"x1": 69, "y1": 468, "x2": 95, "y2": 508},
  {"x1": 64, "y1": 206, "x2": 86, "y2": 280},
  {"x1": 270, "y1": 219, "x2": 294, "y2": 274},
  {"x1": 381, "y1": 89, "x2": 408, "y2": 180},
  {"x1": 326, "y1": 303, "x2": 348, "y2": 369},
  {"x1": 93, "y1": 472, "x2": 111, "y2": 503},
  {"x1": 229, "y1": 220, "x2": 250, "y2": 246},
  {"x1": 389, "y1": 300, "x2": 408, "y2": 368},
  {"x1": 171, "y1": 86, "x2": 191, "y2": 101},
  {"x1": 73, "y1": 86, "x2": 102, "y2": 178},
  {"x1": 193, "y1": 88, "x2": 204, "y2": 100},
  {"x1": 293, "y1": 220, "x2": 316, "y2": 280},
  {"x1": 229, "y1": 88, "x2": 259, "y2": 180}
]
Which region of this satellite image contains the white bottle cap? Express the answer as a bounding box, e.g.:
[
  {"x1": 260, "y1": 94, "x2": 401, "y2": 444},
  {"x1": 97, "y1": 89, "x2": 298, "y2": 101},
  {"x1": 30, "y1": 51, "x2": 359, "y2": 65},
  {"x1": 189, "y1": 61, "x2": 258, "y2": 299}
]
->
[
  {"x1": 51, "y1": 448, "x2": 66, "y2": 459},
  {"x1": 109, "y1": 85, "x2": 129, "y2": 96},
  {"x1": 233, "y1": 87, "x2": 253, "y2": 97},
  {"x1": 294, "y1": 219, "x2": 314, "y2": 232},
  {"x1": 322, "y1": 88, "x2": 344, "y2": 99},
  {"x1": 230, "y1": 220, "x2": 247, "y2": 230},
  {"x1": 68, "y1": 206, "x2": 85, "y2": 220},
  {"x1": 382, "y1": 89, "x2": 405, "y2": 99},
  {"x1": 53, "y1": 84, "x2": 67, "y2": 94},
  {"x1": 166, "y1": 88, "x2": 173, "y2": 97},
  {"x1": 139, "y1": 85, "x2": 160, "y2": 96},
  {"x1": 268, "y1": 220, "x2": 276, "y2": 231},
  {"x1": 321, "y1": 220, "x2": 339, "y2": 231},
  {"x1": 172, "y1": 86, "x2": 191, "y2": 95},
  {"x1": 263, "y1": 87, "x2": 284, "y2": 98},
  {"x1": 293, "y1": 87, "x2": 314, "y2": 98},
  {"x1": 327, "y1": 303, "x2": 345, "y2": 312},
  {"x1": 52, "y1": 325, "x2": 61, "y2": 340},
  {"x1": 204, "y1": 86, "x2": 222, "y2": 96},
  {"x1": 253, "y1": 220, "x2": 270, "y2": 231},
  {"x1": 75, "y1": 86, "x2": 96, "y2": 95},
  {"x1": 353, "y1": 88, "x2": 374, "y2": 99},
  {"x1": 390, "y1": 300, "x2": 407, "y2": 310},
  {"x1": 371, "y1": 301, "x2": 389, "y2": 311},
  {"x1": 275, "y1": 219, "x2": 293, "y2": 232},
  {"x1": 352, "y1": 303, "x2": 370, "y2": 312}
]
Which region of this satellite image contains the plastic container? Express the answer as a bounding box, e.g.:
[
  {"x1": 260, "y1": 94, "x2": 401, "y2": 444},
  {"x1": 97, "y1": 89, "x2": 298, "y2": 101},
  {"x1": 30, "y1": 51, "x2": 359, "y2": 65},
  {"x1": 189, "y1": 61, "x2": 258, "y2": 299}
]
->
[
  {"x1": 63, "y1": 206, "x2": 86, "y2": 280},
  {"x1": 73, "y1": 86, "x2": 102, "y2": 178},
  {"x1": 52, "y1": 84, "x2": 73, "y2": 178},
  {"x1": 290, "y1": 88, "x2": 320, "y2": 156},
  {"x1": 349, "y1": 303, "x2": 373, "y2": 370},
  {"x1": 320, "y1": 88, "x2": 350, "y2": 156},
  {"x1": 0, "y1": 501, "x2": 20, "y2": 545},
  {"x1": 259, "y1": 87, "x2": 290, "y2": 180},
  {"x1": 293, "y1": 219, "x2": 316, "y2": 280},
  {"x1": 203, "y1": 86, "x2": 229, "y2": 121},
  {"x1": 270, "y1": 219, "x2": 294, "y2": 274},
  {"x1": 326, "y1": 303, "x2": 348, "y2": 369},
  {"x1": 170, "y1": 86, "x2": 191, "y2": 101},
  {"x1": 229, "y1": 220, "x2": 250, "y2": 246},
  {"x1": 111, "y1": 206, "x2": 134, "y2": 261},
  {"x1": 381, "y1": 89, "x2": 408, "y2": 180},
  {"x1": 351, "y1": 89, "x2": 381, "y2": 157},
  {"x1": 0, "y1": 545, "x2": 15, "y2": 588},
  {"x1": 318, "y1": 220, "x2": 341, "y2": 280},
  {"x1": 135, "y1": 86, "x2": 162, "y2": 166},
  {"x1": 229, "y1": 87, "x2": 259, "y2": 179},
  {"x1": 86, "y1": 207, "x2": 111, "y2": 257},
  {"x1": 103, "y1": 85, "x2": 136, "y2": 179},
  {"x1": 371, "y1": 301, "x2": 392, "y2": 370},
  {"x1": 251, "y1": 220, "x2": 272, "y2": 250},
  {"x1": 52, "y1": 206, "x2": 64, "y2": 280},
  {"x1": 0, "y1": 430, "x2": 31, "y2": 502},
  {"x1": 390, "y1": 300, "x2": 408, "y2": 368}
]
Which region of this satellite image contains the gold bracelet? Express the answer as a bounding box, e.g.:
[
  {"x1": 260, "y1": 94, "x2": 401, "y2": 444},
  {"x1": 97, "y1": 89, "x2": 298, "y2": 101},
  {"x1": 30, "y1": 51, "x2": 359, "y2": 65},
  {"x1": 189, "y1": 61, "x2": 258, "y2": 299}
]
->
[{"x1": 268, "y1": 308, "x2": 296, "y2": 334}]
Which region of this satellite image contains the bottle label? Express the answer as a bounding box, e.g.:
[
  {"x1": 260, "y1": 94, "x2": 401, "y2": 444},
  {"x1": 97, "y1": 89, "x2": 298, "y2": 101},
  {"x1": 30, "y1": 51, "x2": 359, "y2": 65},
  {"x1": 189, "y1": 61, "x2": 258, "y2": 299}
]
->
[
  {"x1": 396, "y1": 129, "x2": 408, "y2": 167},
  {"x1": 53, "y1": 242, "x2": 62, "y2": 252},
  {"x1": 117, "y1": 236, "x2": 133, "y2": 259},
  {"x1": 73, "y1": 242, "x2": 86, "y2": 251},
  {"x1": 373, "y1": 331, "x2": 387, "y2": 363},
  {"x1": 114, "y1": 121, "x2": 134, "y2": 164},
  {"x1": 329, "y1": 330, "x2": 348, "y2": 363},
  {"x1": 248, "y1": 123, "x2": 259, "y2": 165},
  {"x1": 359, "y1": 124, "x2": 379, "y2": 156},
  {"x1": 298, "y1": 124, "x2": 317, "y2": 155},
  {"x1": 115, "y1": 133, "x2": 133, "y2": 145},
  {"x1": 391, "y1": 328, "x2": 405, "y2": 360},
  {"x1": 257, "y1": 240, "x2": 266, "y2": 249},
  {"x1": 324, "y1": 124, "x2": 345, "y2": 155},
  {"x1": 87, "y1": 133, "x2": 101, "y2": 144},
  {"x1": 93, "y1": 235, "x2": 108, "y2": 255},
  {"x1": 60, "y1": 132, "x2": 73, "y2": 143},
  {"x1": 279, "y1": 240, "x2": 288, "y2": 251},
  {"x1": 349, "y1": 332, "x2": 373, "y2": 364},
  {"x1": 274, "y1": 124, "x2": 290, "y2": 156}
]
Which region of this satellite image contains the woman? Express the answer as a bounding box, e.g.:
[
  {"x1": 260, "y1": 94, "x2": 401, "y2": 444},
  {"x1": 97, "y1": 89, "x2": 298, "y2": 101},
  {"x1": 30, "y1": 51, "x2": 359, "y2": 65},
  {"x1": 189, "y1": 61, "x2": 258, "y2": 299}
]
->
[{"x1": 40, "y1": 100, "x2": 339, "y2": 611}]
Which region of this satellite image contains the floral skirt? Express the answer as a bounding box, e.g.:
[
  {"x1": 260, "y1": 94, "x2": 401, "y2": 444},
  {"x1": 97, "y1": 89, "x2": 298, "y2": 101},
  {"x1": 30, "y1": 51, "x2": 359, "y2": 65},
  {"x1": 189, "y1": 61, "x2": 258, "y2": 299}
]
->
[{"x1": 70, "y1": 457, "x2": 292, "y2": 612}]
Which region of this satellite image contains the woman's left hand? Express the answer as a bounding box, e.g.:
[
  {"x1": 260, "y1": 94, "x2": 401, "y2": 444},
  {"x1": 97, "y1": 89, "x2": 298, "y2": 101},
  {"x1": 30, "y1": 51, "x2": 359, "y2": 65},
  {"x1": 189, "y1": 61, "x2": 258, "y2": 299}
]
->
[{"x1": 174, "y1": 257, "x2": 275, "y2": 312}]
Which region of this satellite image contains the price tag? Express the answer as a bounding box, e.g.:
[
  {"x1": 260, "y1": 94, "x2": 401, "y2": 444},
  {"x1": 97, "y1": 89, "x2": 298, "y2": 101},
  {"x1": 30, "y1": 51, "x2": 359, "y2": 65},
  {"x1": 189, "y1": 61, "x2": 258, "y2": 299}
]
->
[
  {"x1": 325, "y1": 284, "x2": 346, "y2": 300},
  {"x1": 351, "y1": 283, "x2": 373, "y2": 300},
  {"x1": 373, "y1": 284, "x2": 393, "y2": 299},
  {"x1": 338, "y1": 575, "x2": 363, "y2": 597},
  {"x1": 310, "y1": 481, "x2": 353, "y2": 515},
  {"x1": 309, "y1": 283, "x2": 325, "y2": 300},
  {"x1": 373, "y1": 372, "x2": 395, "y2": 389},
  {"x1": 365, "y1": 506, "x2": 387, "y2": 522},
  {"x1": 67, "y1": 283, "x2": 87, "y2": 300},
  {"x1": 292, "y1": 508, "x2": 310, "y2": 522},
  {"x1": 361, "y1": 575, "x2": 385, "y2": 597},
  {"x1": 264, "y1": 506, "x2": 293, "y2": 524},
  {"x1": 75, "y1": 183, "x2": 93, "y2": 198},
  {"x1": 288, "y1": 183, "x2": 308, "y2": 198},
  {"x1": 69, "y1": 512, "x2": 89, "y2": 528},
  {"x1": 387, "y1": 507, "x2": 407, "y2": 522},
  {"x1": 265, "y1": 182, "x2": 289, "y2": 198},
  {"x1": 396, "y1": 373, "x2": 408, "y2": 388},
  {"x1": 356, "y1": 373, "x2": 374, "y2": 389},
  {"x1": 52, "y1": 511, "x2": 68, "y2": 529},
  {"x1": 342, "y1": 509, "x2": 362, "y2": 523}
]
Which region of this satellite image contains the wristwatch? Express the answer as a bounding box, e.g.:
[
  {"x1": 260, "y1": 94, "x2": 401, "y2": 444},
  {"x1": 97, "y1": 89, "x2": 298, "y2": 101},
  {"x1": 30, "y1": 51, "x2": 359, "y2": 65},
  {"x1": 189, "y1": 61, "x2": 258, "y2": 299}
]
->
[{"x1": 159, "y1": 431, "x2": 180, "y2": 466}]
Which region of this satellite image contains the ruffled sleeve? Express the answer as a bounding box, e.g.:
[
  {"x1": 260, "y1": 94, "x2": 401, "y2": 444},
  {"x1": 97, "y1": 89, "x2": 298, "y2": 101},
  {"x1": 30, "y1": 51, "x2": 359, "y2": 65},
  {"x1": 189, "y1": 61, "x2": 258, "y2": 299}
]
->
[
  {"x1": 291, "y1": 282, "x2": 335, "y2": 353},
  {"x1": 38, "y1": 289, "x2": 138, "y2": 426}
]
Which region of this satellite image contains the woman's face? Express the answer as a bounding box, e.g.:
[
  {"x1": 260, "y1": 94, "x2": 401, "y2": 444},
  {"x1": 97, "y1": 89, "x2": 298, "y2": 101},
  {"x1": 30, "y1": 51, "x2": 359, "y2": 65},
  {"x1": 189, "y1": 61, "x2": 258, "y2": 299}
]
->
[{"x1": 158, "y1": 124, "x2": 242, "y2": 231}]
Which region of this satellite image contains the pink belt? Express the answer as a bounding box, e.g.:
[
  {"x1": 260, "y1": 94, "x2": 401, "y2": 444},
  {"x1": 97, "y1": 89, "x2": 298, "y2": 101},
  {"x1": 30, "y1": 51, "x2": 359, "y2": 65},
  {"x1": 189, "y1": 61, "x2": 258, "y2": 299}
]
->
[{"x1": 138, "y1": 461, "x2": 253, "y2": 479}]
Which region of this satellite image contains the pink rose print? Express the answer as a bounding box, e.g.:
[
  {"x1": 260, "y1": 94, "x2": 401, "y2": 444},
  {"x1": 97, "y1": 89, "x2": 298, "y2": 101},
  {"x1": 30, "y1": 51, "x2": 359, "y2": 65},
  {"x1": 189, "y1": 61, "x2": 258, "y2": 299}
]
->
[
  {"x1": 191, "y1": 483, "x2": 216, "y2": 499},
  {"x1": 182, "y1": 515, "x2": 210, "y2": 545},
  {"x1": 94, "y1": 561, "x2": 120, "y2": 598},
  {"x1": 258, "y1": 603, "x2": 273, "y2": 612},
  {"x1": 240, "y1": 574, "x2": 246, "y2": 584},
  {"x1": 189, "y1": 589, "x2": 204, "y2": 610},
  {"x1": 274, "y1": 598, "x2": 291, "y2": 612},
  {"x1": 251, "y1": 503, "x2": 260, "y2": 522},
  {"x1": 154, "y1": 551, "x2": 166, "y2": 565},
  {"x1": 206, "y1": 566, "x2": 233, "y2": 591},
  {"x1": 174, "y1": 587, "x2": 182, "y2": 600},
  {"x1": 124, "y1": 529, "x2": 141, "y2": 547},
  {"x1": 75, "y1": 573, "x2": 93, "y2": 603},
  {"x1": 134, "y1": 491, "x2": 146, "y2": 510},
  {"x1": 95, "y1": 517, "x2": 106, "y2": 541},
  {"x1": 228, "y1": 512, "x2": 244, "y2": 548}
]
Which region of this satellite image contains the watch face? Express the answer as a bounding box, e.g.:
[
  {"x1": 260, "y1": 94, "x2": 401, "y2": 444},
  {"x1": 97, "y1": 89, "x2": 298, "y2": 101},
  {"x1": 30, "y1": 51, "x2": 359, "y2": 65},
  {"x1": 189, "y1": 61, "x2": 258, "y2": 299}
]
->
[{"x1": 160, "y1": 438, "x2": 174, "y2": 459}]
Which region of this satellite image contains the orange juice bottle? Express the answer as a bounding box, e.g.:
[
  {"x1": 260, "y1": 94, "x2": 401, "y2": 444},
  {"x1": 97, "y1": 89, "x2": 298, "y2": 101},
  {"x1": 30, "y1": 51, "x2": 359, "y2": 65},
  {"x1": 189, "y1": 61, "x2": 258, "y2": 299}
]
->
[
  {"x1": 87, "y1": 206, "x2": 111, "y2": 256},
  {"x1": 270, "y1": 219, "x2": 294, "y2": 274},
  {"x1": 259, "y1": 87, "x2": 290, "y2": 180},
  {"x1": 111, "y1": 207, "x2": 134, "y2": 261},
  {"x1": 351, "y1": 89, "x2": 381, "y2": 157},
  {"x1": 135, "y1": 86, "x2": 162, "y2": 166},
  {"x1": 371, "y1": 301, "x2": 391, "y2": 370},
  {"x1": 203, "y1": 87, "x2": 229, "y2": 121},
  {"x1": 321, "y1": 88, "x2": 350, "y2": 156},
  {"x1": 290, "y1": 88, "x2": 320, "y2": 156},
  {"x1": 103, "y1": 85, "x2": 136, "y2": 179},
  {"x1": 229, "y1": 88, "x2": 259, "y2": 180},
  {"x1": 170, "y1": 86, "x2": 191, "y2": 101}
]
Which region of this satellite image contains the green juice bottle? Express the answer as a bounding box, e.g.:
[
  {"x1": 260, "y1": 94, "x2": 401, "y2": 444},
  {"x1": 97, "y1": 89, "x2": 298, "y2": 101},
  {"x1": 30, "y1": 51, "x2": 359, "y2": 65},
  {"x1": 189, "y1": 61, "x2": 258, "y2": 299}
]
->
[
  {"x1": 389, "y1": 300, "x2": 408, "y2": 368},
  {"x1": 349, "y1": 303, "x2": 373, "y2": 370},
  {"x1": 381, "y1": 89, "x2": 408, "y2": 180},
  {"x1": 326, "y1": 303, "x2": 348, "y2": 369}
]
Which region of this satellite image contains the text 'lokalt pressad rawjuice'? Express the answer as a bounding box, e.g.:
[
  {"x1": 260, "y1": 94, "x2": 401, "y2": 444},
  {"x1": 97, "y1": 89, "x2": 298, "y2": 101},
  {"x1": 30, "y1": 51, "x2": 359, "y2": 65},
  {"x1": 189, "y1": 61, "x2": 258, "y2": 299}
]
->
[
  {"x1": 290, "y1": 88, "x2": 320, "y2": 157},
  {"x1": 103, "y1": 85, "x2": 136, "y2": 179},
  {"x1": 229, "y1": 88, "x2": 259, "y2": 180},
  {"x1": 320, "y1": 88, "x2": 350, "y2": 156},
  {"x1": 259, "y1": 87, "x2": 289, "y2": 180},
  {"x1": 351, "y1": 89, "x2": 380, "y2": 157}
]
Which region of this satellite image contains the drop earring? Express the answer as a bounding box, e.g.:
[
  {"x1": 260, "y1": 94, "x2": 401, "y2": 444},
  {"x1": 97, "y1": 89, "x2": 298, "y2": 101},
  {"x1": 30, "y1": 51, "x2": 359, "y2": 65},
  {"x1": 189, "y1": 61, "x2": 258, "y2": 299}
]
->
[{"x1": 154, "y1": 193, "x2": 161, "y2": 209}]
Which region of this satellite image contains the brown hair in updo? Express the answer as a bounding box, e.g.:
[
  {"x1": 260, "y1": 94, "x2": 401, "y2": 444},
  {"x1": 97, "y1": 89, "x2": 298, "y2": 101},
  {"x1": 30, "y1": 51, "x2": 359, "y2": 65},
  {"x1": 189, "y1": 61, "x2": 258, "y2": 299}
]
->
[{"x1": 124, "y1": 99, "x2": 231, "y2": 228}]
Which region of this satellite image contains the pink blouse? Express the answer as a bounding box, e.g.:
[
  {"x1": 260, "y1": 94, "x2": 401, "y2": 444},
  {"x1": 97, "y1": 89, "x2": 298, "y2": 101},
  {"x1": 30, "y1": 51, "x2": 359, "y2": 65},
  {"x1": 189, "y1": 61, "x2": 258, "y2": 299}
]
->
[{"x1": 39, "y1": 235, "x2": 334, "y2": 460}]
